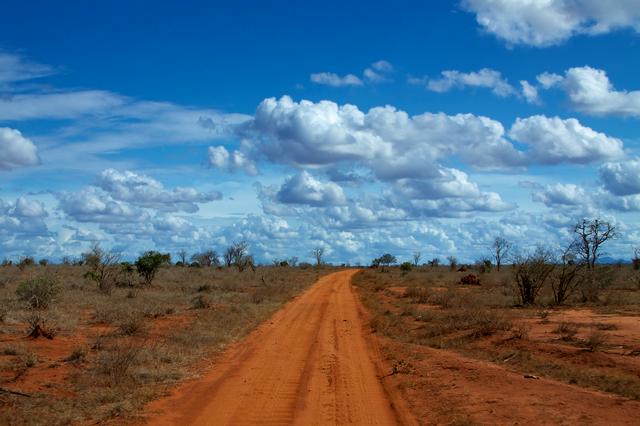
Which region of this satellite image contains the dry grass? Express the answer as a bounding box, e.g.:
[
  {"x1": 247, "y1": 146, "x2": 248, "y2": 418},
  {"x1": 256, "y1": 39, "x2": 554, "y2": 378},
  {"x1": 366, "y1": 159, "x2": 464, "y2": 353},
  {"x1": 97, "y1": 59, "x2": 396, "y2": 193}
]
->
[
  {"x1": 354, "y1": 265, "x2": 640, "y2": 401},
  {"x1": 0, "y1": 263, "x2": 326, "y2": 424}
]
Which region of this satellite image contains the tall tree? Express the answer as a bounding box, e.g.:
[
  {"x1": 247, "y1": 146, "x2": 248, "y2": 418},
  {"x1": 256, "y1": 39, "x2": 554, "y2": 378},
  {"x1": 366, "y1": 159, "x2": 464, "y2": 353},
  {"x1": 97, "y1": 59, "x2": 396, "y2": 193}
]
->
[
  {"x1": 573, "y1": 219, "x2": 617, "y2": 270},
  {"x1": 492, "y1": 237, "x2": 511, "y2": 271}
]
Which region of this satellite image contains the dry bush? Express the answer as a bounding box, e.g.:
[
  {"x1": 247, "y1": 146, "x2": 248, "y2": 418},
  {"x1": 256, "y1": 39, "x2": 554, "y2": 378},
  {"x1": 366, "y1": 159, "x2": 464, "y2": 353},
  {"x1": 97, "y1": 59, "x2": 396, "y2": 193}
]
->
[
  {"x1": 467, "y1": 309, "x2": 513, "y2": 338},
  {"x1": 19, "y1": 351, "x2": 38, "y2": 369},
  {"x1": 593, "y1": 322, "x2": 617, "y2": 330},
  {"x1": 580, "y1": 266, "x2": 616, "y2": 303},
  {"x1": 95, "y1": 342, "x2": 141, "y2": 384},
  {"x1": 191, "y1": 294, "x2": 211, "y2": 309},
  {"x1": 83, "y1": 244, "x2": 121, "y2": 294},
  {"x1": 585, "y1": 329, "x2": 608, "y2": 351},
  {"x1": 64, "y1": 346, "x2": 88, "y2": 363},
  {"x1": 117, "y1": 313, "x2": 147, "y2": 336},
  {"x1": 510, "y1": 322, "x2": 531, "y2": 340},
  {"x1": 26, "y1": 312, "x2": 58, "y2": 339},
  {"x1": 553, "y1": 321, "x2": 579, "y2": 341},
  {"x1": 15, "y1": 274, "x2": 60, "y2": 309},
  {"x1": 403, "y1": 286, "x2": 430, "y2": 304},
  {"x1": 429, "y1": 288, "x2": 457, "y2": 308},
  {"x1": 513, "y1": 248, "x2": 554, "y2": 305}
]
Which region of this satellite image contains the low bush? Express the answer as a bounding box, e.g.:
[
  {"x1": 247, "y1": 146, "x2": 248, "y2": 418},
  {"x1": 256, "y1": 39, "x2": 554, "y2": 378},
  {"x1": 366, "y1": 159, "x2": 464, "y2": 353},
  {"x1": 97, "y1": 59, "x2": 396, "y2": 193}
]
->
[
  {"x1": 16, "y1": 274, "x2": 60, "y2": 309},
  {"x1": 553, "y1": 321, "x2": 579, "y2": 340},
  {"x1": 585, "y1": 329, "x2": 608, "y2": 351},
  {"x1": 117, "y1": 314, "x2": 147, "y2": 336},
  {"x1": 95, "y1": 343, "x2": 140, "y2": 384},
  {"x1": 191, "y1": 294, "x2": 211, "y2": 309}
]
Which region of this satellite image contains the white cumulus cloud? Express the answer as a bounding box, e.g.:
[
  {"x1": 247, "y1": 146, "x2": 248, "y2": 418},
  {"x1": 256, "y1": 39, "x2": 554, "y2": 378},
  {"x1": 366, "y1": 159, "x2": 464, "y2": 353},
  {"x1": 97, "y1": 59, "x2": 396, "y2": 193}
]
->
[
  {"x1": 509, "y1": 115, "x2": 624, "y2": 164},
  {"x1": 600, "y1": 158, "x2": 640, "y2": 196},
  {"x1": 208, "y1": 145, "x2": 258, "y2": 175},
  {"x1": 531, "y1": 183, "x2": 590, "y2": 207},
  {"x1": 95, "y1": 169, "x2": 222, "y2": 212},
  {"x1": 462, "y1": 0, "x2": 640, "y2": 47},
  {"x1": 276, "y1": 171, "x2": 347, "y2": 206},
  {"x1": 0, "y1": 127, "x2": 39, "y2": 170},
  {"x1": 250, "y1": 96, "x2": 524, "y2": 173}
]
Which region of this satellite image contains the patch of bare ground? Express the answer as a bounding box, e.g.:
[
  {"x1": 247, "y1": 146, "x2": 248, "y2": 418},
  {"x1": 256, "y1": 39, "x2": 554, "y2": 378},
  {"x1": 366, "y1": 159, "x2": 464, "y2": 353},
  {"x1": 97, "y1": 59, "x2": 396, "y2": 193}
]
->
[
  {"x1": 354, "y1": 266, "x2": 640, "y2": 425},
  {"x1": 0, "y1": 264, "x2": 325, "y2": 425}
]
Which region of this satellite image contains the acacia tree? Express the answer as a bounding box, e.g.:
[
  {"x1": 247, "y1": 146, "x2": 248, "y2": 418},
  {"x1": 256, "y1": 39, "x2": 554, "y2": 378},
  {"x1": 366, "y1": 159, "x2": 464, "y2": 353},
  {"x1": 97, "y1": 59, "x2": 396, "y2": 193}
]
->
[
  {"x1": 573, "y1": 219, "x2": 618, "y2": 301},
  {"x1": 375, "y1": 253, "x2": 396, "y2": 272},
  {"x1": 192, "y1": 250, "x2": 220, "y2": 267},
  {"x1": 135, "y1": 251, "x2": 171, "y2": 286},
  {"x1": 223, "y1": 241, "x2": 251, "y2": 271},
  {"x1": 493, "y1": 237, "x2": 511, "y2": 271},
  {"x1": 573, "y1": 219, "x2": 617, "y2": 270},
  {"x1": 311, "y1": 247, "x2": 325, "y2": 266}
]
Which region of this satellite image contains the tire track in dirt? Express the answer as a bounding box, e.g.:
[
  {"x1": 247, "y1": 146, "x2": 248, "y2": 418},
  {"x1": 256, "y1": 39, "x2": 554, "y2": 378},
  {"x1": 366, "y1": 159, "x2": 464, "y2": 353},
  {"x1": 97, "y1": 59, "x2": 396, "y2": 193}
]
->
[{"x1": 144, "y1": 270, "x2": 405, "y2": 425}]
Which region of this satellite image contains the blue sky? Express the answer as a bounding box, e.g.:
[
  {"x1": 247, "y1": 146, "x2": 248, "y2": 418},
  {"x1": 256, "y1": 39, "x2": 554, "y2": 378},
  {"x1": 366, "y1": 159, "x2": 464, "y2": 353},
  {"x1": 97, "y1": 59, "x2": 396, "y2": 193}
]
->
[{"x1": 1, "y1": 0, "x2": 640, "y2": 264}]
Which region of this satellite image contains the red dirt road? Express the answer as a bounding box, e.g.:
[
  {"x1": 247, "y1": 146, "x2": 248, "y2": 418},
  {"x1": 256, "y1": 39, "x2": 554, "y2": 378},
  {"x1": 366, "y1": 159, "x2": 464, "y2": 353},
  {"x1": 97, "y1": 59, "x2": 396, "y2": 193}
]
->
[{"x1": 145, "y1": 270, "x2": 406, "y2": 425}]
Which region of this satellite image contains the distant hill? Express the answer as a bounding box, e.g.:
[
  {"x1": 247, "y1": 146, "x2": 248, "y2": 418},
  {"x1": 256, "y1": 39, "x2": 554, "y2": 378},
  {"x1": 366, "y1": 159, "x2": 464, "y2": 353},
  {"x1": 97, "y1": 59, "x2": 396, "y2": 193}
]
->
[{"x1": 598, "y1": 256, "x2": 631, "y2": 265}]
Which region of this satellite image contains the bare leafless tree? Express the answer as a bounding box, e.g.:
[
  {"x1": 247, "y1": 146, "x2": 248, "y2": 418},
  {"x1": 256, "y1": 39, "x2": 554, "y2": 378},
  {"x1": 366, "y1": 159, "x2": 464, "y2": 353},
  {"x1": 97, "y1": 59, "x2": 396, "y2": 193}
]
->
[
  {"x1": 311, "y1": 247, "x2": 324, "y2": 266},
  {"x1": 412, "y1": 252, "x2": 421, "y2": 267},
  {"x1": 493, "y1": 237, "x2": 511, "y2": 271},
  {"x1": 573, "y1": 219, "x2": 618, "y2": 301},
  {"x1": 178, "y1": 249, "x2": 188, "y2": 266},
  {"x1": 573, "y1": 219, "x2": 617, "y2": 270},
  {"x1": 225, "y1": 241, "x2": 250, "y2": 271}
]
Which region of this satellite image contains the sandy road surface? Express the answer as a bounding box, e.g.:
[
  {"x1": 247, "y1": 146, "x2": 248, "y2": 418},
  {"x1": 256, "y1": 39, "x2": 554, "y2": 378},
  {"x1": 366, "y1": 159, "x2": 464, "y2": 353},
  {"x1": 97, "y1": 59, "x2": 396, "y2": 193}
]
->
[{"x1": 145, "y1": 270, "x2": 403, "y2": 425}]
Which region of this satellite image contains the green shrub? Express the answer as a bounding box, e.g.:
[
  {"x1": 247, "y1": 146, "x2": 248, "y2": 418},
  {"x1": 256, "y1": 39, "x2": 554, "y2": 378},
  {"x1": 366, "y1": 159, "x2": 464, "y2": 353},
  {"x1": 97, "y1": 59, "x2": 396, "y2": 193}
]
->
[
  {"x1": 135, "y1": 251, "x2": 171, "y2": 286},
  {"x1": 16, "y1": 275, "x2": 60, "y2": 309},
  {"x1": 400, "y1": 262, "x2": 412, "y2": 272}
]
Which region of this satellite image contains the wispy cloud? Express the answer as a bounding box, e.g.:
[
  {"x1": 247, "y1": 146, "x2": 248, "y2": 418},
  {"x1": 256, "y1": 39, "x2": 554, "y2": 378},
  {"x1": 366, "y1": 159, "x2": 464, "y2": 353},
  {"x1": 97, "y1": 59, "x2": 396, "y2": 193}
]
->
[
  {"x1": 310, "y1": 72, "x2": 363, "y2": 87},
  {"x1": 310, "y1": 60, "x2": 393, "y2": 87}
]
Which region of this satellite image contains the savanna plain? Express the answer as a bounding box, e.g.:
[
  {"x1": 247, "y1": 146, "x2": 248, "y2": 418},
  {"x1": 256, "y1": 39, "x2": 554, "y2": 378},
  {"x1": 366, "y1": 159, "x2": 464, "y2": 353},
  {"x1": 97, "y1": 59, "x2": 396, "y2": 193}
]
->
[{"x1": 1, "y1": 241, "x2": 640, "y2": 425}]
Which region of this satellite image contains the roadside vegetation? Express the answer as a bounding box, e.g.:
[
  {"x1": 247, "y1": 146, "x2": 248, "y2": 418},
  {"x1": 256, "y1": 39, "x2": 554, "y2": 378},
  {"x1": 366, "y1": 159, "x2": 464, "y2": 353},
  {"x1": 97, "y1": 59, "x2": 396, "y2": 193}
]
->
[
  {"x1": 355, "y1": 218, "x2": 640, "y2": 409},
  {"x1": 0, "y1": 243, "x2": 325, "y2": 425}
]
